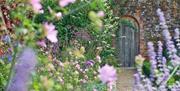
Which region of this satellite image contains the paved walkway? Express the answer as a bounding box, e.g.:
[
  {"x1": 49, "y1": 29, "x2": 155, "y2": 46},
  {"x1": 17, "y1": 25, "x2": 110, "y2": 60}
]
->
[{"x1": 116, "y1": 68, "x2": 135, "y2": 91}]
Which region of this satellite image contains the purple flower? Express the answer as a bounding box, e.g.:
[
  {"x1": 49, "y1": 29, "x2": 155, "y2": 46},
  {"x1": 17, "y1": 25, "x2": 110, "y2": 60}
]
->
[
  {"x1": 7, "y1": 48, "x2": 37, "y2": 91},
  {"x1": 157, "y1": 8, "x2": 179, "y2": 66},
  {"x1": 7, "y1": 55, "x2": 13, "y2": 62},
  {"x1": 171, "y1": 54, "x2": 180, "y2": 66},
  {"x1": 134, "y1": 73, "x2": 141, "y2": 85},
  {"x1": 147, "y1": 42, "x2": 157, "y2": 80},
  {"x1": 134, "y1": 8, "x2": 180, "y2": 91},
  {"x1": 174, "y1": 28, "x2": 179, "y2": 39},
  {"x1": 157, "y1": 41, "x2": 163, "y2": 59},
  {"x1": 3, "y1": 35, "x2": 11, "y2": 43},
  {"x1": 85, "y1": 60, "x2": 94, "y2": 67},
  {"x1": 147, "y1": 42, "x2": 156, "y2": 60},
  {"x1": 98, "y1": 64, "x2": 117, "y2": 83}
]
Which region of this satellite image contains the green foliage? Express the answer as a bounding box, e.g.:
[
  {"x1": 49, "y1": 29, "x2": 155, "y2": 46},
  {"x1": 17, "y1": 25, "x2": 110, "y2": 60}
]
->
[
  {"x1": 168, "y1": 77, "x2": 176, "y2": 86},
  {"x1": 81, "y1": 82, "x2": 107, "y2": 91},
  {"x1": 30, "y1": 49, "x2": 103, "y2": 91},
  {"x1": 167, "y1": 66, "x2": 180, "y2": 86},
  {"x1": 142, "y1": 60, "x2": 151, "y2": 77},
  {"x1": 119, "y1": 19, "x2": 138, "y2": 32},
  {"x1": 37, "y1": 0, "x2": 120, "y2": 66},
  {"x1": 94, "y1": 1, "x2": 119, "y2": 66},
  {"x1": 0, "y1": 60, "x2": 11, "y2": 90}
]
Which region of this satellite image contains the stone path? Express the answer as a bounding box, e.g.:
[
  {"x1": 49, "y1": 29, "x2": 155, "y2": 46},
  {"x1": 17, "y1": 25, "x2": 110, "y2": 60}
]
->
[{"x1": 116, "y1": 68, "x2": 135, "y2": 91}]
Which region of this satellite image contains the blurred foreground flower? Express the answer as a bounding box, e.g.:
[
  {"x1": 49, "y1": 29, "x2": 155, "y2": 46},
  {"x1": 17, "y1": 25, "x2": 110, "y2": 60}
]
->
[
  {"x1": 7, "y1": 48, "x2": 37, "y2": 91},
  {"x1": 98, "y1": 64, "x2": 117, "y2": 83},
  {"x1": 29, "y1": 0, "x2": 44, "y2": 13},
  {"x1": 59, "y1": 0, "x2": 76, "y2": 7},
  {"x1": 43, "y1": 22, "x2": 58, "y2": 43},
  {"x1": 88, "y1": 11, "x2": 103, "y2": 30}
]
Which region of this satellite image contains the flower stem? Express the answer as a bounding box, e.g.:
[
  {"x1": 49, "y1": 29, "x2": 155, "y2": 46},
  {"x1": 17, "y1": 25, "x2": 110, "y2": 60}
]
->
[
  {"x1": 164, "y1": 65, "x2": 179, "y2": 84},
  {"x1": 5, "y1": 47, "x2": 18, "y2": 90}
]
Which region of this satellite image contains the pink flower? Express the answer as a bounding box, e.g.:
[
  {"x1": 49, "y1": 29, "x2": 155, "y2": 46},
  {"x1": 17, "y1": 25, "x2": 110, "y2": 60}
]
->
[
  {"x1": 59, "y1": 0, "x2": 76, "y2": 7},
  {"x1": 55, "y1": 12, "x2": 62, "y2": 19},
  {"x1": 98, "y1": 64, "x2": 117, "y2": 83},
  {"x1": 29, "y1": 0, "x2": 43, "y2": 13},
  {"x1": 96, "y1": 55, "x2": 101, "y2": 63},
  {"x1": 75, "y1": 64, "x2": 80, "y2": 69},
  {"x1": 97, "y1": 11, "x2": 105, "y2": 17},
  {"x1": 59, "y1": 0, "x2": 69, "y2": 7},
  {"x1": 33, "y1": 3, "x2": 43, "y2": 13},
  {"x1": 43, "y1": 22, "x2": 58, "y2": 43},
  {"x1": 37, "y1": 40, "x2": 46, "y2": 47},
  {"x1": 30, "y1": 0, "x2": 40, "y2": 4},
  {"x1": 68, "y1": 0, "x2": 76, "y2": 3}
]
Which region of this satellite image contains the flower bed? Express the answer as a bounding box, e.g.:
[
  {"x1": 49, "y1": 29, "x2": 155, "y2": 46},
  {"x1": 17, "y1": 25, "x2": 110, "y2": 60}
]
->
[
  {"x1": 134, "y1": 9, "x2": 180, "y2": 91},
  {"x1": 0, "y1": 0, "x2": 118, "y2": 91}
]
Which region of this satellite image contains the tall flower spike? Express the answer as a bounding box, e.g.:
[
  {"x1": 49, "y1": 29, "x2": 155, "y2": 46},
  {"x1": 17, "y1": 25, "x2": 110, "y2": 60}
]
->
[
  {"x1": 174, "y1": 28, "x2": 180, "y2": 50},
  {"x1": 147, "y1": 42, "x2": 157, "y2": 81},
  {"x1": 157, "y1": 8, "x2": 179, "y2": 66},
  {"x1": 157, "y1": 41, "x2": 163, "y2": 59},
  {"x1": 7, "y1": 48, "x2": 37, "y2": 91},
  {"x1": 174, "y1": 28, "x2": 179, "y2": 39}
]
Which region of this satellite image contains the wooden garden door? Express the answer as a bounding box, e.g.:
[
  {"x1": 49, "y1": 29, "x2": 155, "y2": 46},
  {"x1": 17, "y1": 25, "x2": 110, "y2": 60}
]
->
[{"x1": 117, "y1": 23, "x2": 139, "y2": 67}]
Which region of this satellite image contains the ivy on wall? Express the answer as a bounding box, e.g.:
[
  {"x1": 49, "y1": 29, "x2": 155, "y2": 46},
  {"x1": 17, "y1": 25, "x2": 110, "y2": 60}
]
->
[{"x1": 119, "y1": 19, "x2": 138, "y2": 32}]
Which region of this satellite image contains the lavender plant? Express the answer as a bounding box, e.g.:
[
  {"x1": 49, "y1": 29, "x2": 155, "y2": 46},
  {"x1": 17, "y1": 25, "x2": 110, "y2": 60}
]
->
[
  {"x1": 134, "y1": 8, "x2": 180, "y2": 91},
  {"x1": 7, "y1": 48, "x2": 37, "y2": 91}
]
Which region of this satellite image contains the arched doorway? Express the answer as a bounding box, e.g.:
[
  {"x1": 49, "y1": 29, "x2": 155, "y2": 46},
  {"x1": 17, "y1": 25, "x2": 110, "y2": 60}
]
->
[{"x1": 116, "y1": 15, "x2": 140, "y2": 67}]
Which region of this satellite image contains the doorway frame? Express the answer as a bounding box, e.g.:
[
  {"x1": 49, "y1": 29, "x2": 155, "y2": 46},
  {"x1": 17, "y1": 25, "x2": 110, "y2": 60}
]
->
[{"x1": 115, "y1": 15, "x2": 140, "y2": 67}]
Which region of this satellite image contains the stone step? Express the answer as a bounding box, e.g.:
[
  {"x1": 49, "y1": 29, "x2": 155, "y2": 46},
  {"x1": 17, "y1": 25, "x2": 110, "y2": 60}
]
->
[{"x1": 116, "y1": 68, "x2": 135, "y2": 91}]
